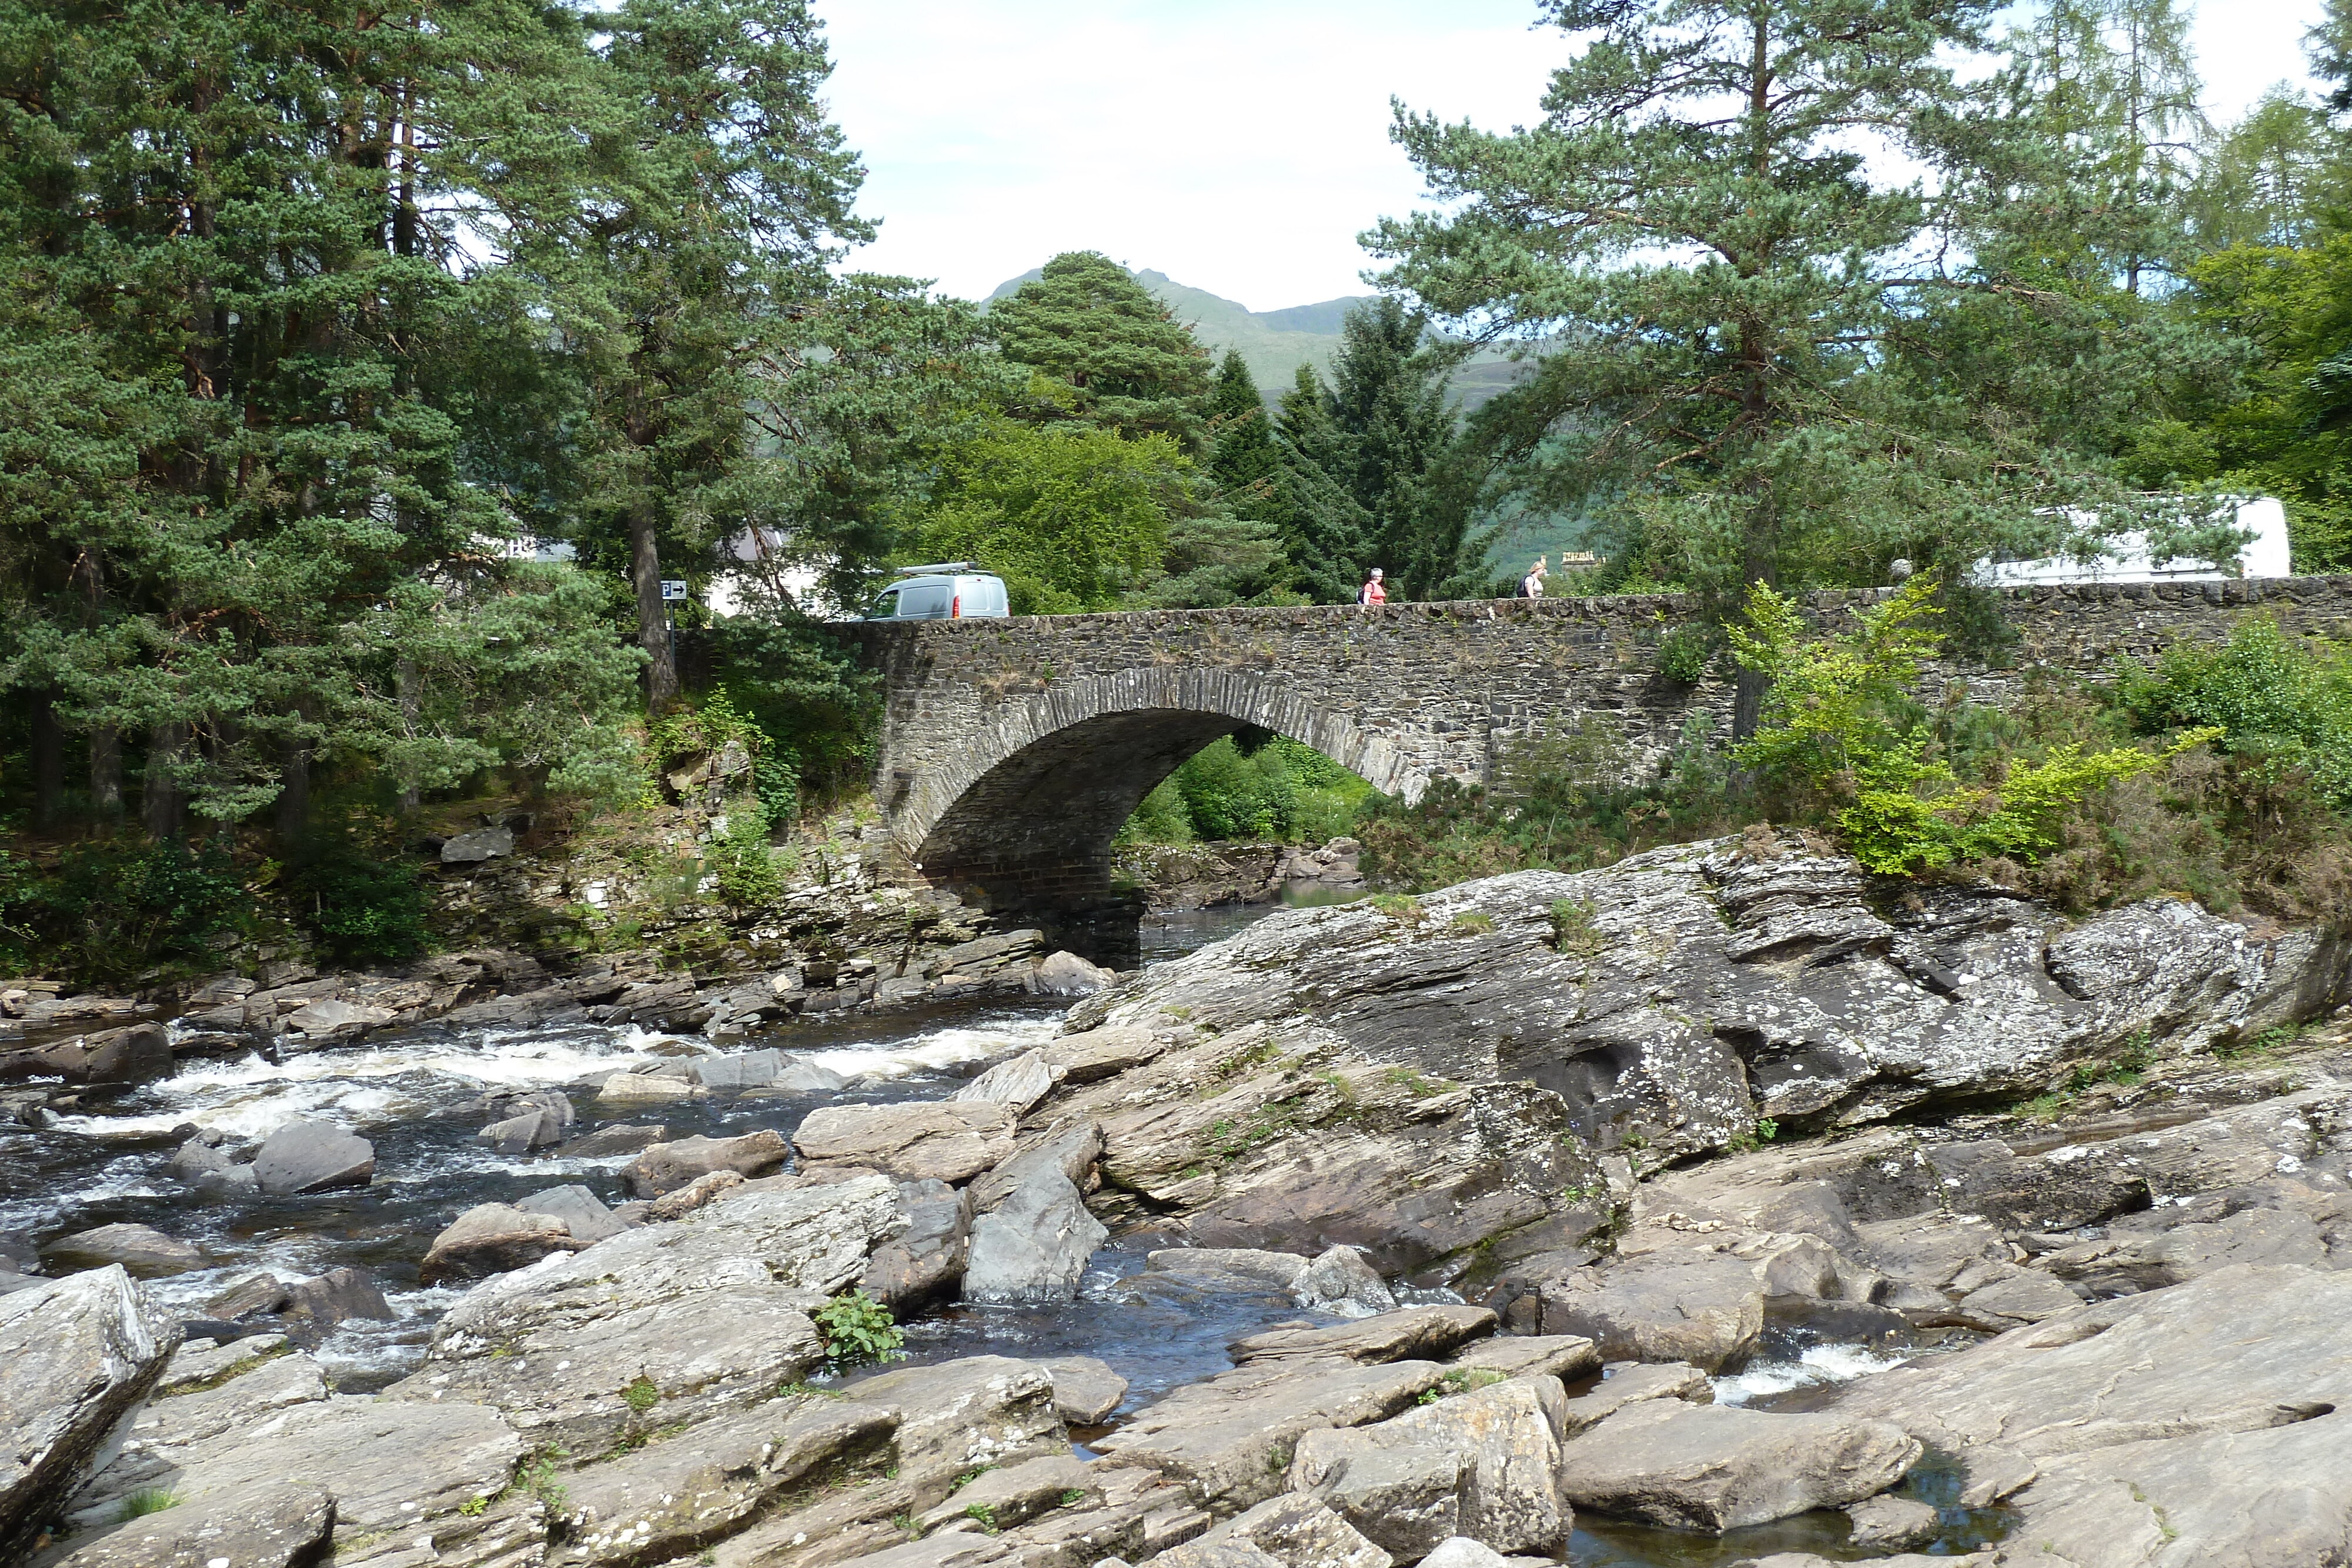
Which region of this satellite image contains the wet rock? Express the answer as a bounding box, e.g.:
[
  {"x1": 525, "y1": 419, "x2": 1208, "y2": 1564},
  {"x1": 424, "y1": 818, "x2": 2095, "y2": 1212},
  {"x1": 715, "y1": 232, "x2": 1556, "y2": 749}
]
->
[
  {"x1": 963, "y1": 1165, "x2": 1107, "y2": 1305},
  {"x1": 420, "y1": 1202, "x2": 587, "y2": 1285},
  {"x1": 794, "y1": 1101, "x2": 1017, "y2": 1183},
  {"x1": 1290, "y1": 1376, "x2": 1570, "y2": 1559},
  {"x1": 1832, "y1": 1262, "x2": 2352, "y2": 1565},
  {"x1": 1295, "y1": 1245, "x2": 1397, "y2": 1318},
  {"x1": 596, "y1": 1071, "x2": 706, "y2": 1108},
  {"x1": 843, "y1": 1355, "x2": 1066, "y2": 1509},
  {"x1": 387, "y1": 1176, "x2": 901, "y2": 1454},
  {"x1": 1531, "y1": 1251, "x2": 1763, "y2": 1373},
  {"x1": 1142, "y1": 1247, "x2": 1317, "y2": 1295},
  {"x1": 0, "y1": 1268, "x2": 176, "y2": 1560},
  {"x1": 569, "y1": 1122, "x2": 670, "y2": 1156},
  {"x1": 698, "y1": 1048, "x2": 786, "y2": 1090},
  {"x1": 250, "y1": 1119, "x2": 375, "y2": 1196},
  {"x1": 277, "y1": 1266, "x2": 394, "y2": 1337},
  {"x1": 1555, "y1": 1400, "x2": 1920, "y2": 1531},
  {"x1": 6, "y1": 1023, "x2": 173, "y2": 1086},
  {"x1": 441, "y1": 825, "x2": 514, "y2": 862},
  {"x1": 773, "y1": 1055, "x2": 853, "y2": 1094},
  {"x1": 206, "y1": 1272, "x2": 292, "y2": 1320},
  {"x1": 1030, "y1": 951, "x2": 1114, "y2": 997},
  {"x1": 1553, "y1": 1362, "x2": 1712, "y2": 1438},
  {"x1": 954, "y1": 1049, "x2": 1056, "y2": 1113},
  {"x1": 621, "y1": 1129, "x2": 791, "y2": 1198},
  {"x1": 1231, "y1": 1305, "x2": 1496, "y2": 1366},
  {"x1": 1844, "y1": 1492, "x2": 1941, "y2": 1552},
  {"x1": 42, "y1": 1480, "x2": 335, "y2": 1568},
  {"x1": 1094, "y1": 1354, "x2": 1451, "y2": 1512},
  {"x1": 555, "y1": 1392, "x2": 898, "y2": 1566},
  {"x1": 285, "y1": 997, "x2": 396, "y2": 1038},
  {"x1": 516, "y1": 1183, "x2": 629, "y2": 1245},
  {"x1": 166, "y1": 1128, "x2": 245, "y2": 1181},
  {"x1": 1043, "y1": 1355, "x2": 1128, "y2": 1424},
  {"x1": 1155, "y1": 1491, "x2": 1392, "y2": 1568},
  {"x1": 40, "y1": 1223, "x2": 205, "y2": 1279},
  {"x1": 860, "y1": 1178, "x2": 973, "y2": 1310},
  {"x1": 1040, "y1": 1027, "x2": 1165, "y2": 1085},
  {"x1": 969, "y1": 1119, "x2": 1103, "y2": 1215}
]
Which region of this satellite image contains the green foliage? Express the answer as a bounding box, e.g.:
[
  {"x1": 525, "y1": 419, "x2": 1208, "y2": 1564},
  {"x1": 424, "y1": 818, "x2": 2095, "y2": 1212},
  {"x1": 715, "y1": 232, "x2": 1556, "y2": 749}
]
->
[
  {"x1": 623, "y1": 1376, "x2": 662, "y2": 1413},
  {"x1": 121, "y1": 1490, "x2": 178, "y2": 1520},
  {"x1": 1549, "y1": 899, "x2": 1602, "y2": 957},
  {"x1": 1656, "y1": 621, "x2": 1717, "y2": 684},
  {"x1": 285, "y1": 834, "x2": 429, "y2": 965},
  {"x1": 2114, "y1": 617, "x2": 2352, "y2": 808},
  {"x1": 710, "y1": 808, "x2": 786, "y2": 913},
  {"x1": 1730, "y1": 577, "x2": 2201, "y2": 874},
  {"x1": 992, "y1": 253, "x2": 1215, "y2": 449},
  {"x1": 649, "y1": 689, "x2": 769, "y2": 777},
  {"x1": 1123, "y1": 733, "x2": 1375, "y2": 845},
  {"x1": 1448, "y1": 911, "x2": 1496, "y2": 936},
  {"x1": 813, "y1": 1289, "x2": 904, "y2": 1369},
  {"x1": 7, "y1": 839, "x2": 246, "y2": 984},
  {"x1": 914, "y1": 417, "x2": 1183, "y2": 614}
]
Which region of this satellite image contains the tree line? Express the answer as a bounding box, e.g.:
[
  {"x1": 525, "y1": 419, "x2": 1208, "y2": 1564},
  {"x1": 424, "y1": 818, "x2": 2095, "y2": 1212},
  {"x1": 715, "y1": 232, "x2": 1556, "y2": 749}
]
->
[{"x1": 7, "y1": 0, "x2": 2352, "y2": 858}]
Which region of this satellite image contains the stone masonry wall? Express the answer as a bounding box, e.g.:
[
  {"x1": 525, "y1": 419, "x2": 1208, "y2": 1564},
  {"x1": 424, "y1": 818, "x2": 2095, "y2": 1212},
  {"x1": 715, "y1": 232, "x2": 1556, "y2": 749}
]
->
[{"x1": 852, "y1": 576, "x2": 2352, "y2": 912}]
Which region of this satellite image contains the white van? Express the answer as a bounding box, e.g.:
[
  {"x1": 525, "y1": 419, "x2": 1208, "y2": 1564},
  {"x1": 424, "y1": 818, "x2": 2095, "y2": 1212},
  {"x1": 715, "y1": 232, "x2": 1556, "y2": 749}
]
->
[
  {"x1": 1970, "y1": 496, "x2": 2291, "y2": 587},
  {"x1": 864, "y1": 562, "x2": 1011, "y2": 621}
]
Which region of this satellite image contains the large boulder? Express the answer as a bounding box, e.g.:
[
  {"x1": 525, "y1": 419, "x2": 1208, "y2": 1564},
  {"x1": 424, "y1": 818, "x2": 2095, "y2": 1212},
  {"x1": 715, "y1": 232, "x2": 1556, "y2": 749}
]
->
[
  {"x1": 962, "y1": 1167, "x2": 1107, "y2": 1305},
  {"x1": 1289, "y1": 1377, "x2": 1570, "y2": 1559},
  {"x1": 1553, "y1": 1400, "x2": 1920, "y2": 1531},
  {"x1": 954, "y1": 1050, "x2": 1056, "y2": 1114},
  {"x1": 250, "y1": 1119, "x2": 375, "y2": 1196},
  {"x1": 5, "y1": 1024, "x2": 173, "y2": 1086},
  {"x1": 860, "y1": 1178, "x2": 973, "y2": 1309},
  {"x1": 0, "y1": 1269, "x2": 176, "y2": 1560},
  {"x1": 793, "y1": 1101, "x2": 1017, "y2": 1183},
  {"x1": 1527, "y1": 1250, "x2": 1764, "y2": 1372},
  {"x1": 419, "y1": 1202, "x2": 587, "y2": 1285},
  {"x1": 387, "y1": 1175, "x2": 903, "y2": 1454},
  {"x1": 1061, "y1": 838, "x2": 2341, "y2": 1162},
  {"x1": 1832, "y1": 1262, "x2": 2352, "y2": 1566},
  {"x1": 39, "y1": 1223, "x2": 205, "y2": 1279},
  {"x1": 517, "y1": 1183, "x2": 630, "y2": 1245},
  {"x1": 620, "y1": 1129, "x2": 791, "y2": 1198}
]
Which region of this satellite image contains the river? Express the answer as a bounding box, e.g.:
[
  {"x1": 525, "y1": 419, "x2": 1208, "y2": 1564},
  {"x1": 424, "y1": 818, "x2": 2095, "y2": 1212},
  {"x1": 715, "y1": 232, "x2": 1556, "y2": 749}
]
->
[{"x1": 1, "y1": 898, "x2": 2000, "y2": 1565}]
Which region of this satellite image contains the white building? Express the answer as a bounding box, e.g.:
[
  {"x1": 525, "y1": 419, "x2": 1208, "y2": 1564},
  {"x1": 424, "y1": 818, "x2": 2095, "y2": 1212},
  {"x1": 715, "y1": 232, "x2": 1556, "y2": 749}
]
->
[{"x1": 1970, "y1": 496, "x2": 2291, "y2": 587}]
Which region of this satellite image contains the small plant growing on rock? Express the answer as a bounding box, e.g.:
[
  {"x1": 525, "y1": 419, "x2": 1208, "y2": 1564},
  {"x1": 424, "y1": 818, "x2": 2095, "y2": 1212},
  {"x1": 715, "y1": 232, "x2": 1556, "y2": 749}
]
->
[
  {"x1": 1370, "y1": 892, "x2": 1425, "y2": 926},
  {"x1": 623, "y1": 1375, "x2": 662, "y2": 1413},
  {"x1": 121, "y1": 1489, "x2": 179, "y2": 1520},
  {"x1": 1549, "y1": 898, "x2": 1603, "y2": 956},
  {"x1": 815, "y1": 1289, "x2": 904, "y2": 1369},
  {"x1": 1448, "y1": 911, "x2": 1496, "y2": 936},
  {"x1": 963, "y1": 1503, "x2": 1000, "y2": 1533}
]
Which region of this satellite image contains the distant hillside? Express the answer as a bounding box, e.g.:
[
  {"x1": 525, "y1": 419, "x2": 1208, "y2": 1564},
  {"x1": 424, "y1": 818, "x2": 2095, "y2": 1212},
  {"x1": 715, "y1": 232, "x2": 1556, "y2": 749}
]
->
[{"x1": 987, "y1": 265, "x2": 1365, "y2": 389}]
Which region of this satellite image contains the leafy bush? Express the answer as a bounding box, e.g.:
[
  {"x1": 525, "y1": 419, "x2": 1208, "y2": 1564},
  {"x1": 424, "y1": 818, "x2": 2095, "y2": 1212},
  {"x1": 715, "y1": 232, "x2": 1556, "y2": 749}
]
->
[
  {"x1": 813, "y1": 1289, "x2": 904, "y2": 1368},
  {"x1": 709, "y1": 805, "x2": 786, "y2": 912},
  {"x1": 2113, "y1": 616, "x2": 2352, "y2": 808},
  {"x1": 285, "y1": 834, "x2": 428, "y2": 964},
  {"x1": 1656, "y1": 620, "x2": 1715, "y2": 682},
  {"x1": 9, "y1": 838, "x2": 247, "y2": 982}
]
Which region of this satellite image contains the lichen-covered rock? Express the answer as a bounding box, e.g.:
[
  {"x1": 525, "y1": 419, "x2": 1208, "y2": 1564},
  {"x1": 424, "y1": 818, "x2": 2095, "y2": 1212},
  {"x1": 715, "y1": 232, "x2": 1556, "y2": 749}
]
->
[
  {"x1": 1063, "y1": 838, "x2": 2344, "y2": 1161},
  {"x1": 840, "y1": 1356, "x2": 1065, "y2": 1509},
  {"x1": 0, "y1": 1269, "x2": 176, "y2": 1560},
  {"x1": 1289, "y1": 1378, "x2": 1571, "y2": 1558}
]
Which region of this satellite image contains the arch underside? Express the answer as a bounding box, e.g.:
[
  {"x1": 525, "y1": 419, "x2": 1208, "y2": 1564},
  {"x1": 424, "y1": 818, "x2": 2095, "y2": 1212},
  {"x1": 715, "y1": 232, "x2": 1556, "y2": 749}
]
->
[{"x1": 901, "y1": 671, "x2": 1428, "y2": 912}]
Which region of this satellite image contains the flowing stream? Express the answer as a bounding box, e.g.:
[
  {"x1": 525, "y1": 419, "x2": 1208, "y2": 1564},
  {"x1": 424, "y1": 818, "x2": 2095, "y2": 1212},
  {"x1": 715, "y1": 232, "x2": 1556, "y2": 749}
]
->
[{"x1": 1, "y1": 898, "x2": 1997, "y2": 1565}]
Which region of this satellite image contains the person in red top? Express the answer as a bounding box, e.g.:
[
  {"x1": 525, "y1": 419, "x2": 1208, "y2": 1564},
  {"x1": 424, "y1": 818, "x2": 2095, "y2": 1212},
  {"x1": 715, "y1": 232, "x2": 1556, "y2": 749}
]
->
[{"x1": 1357, "y1": 567, "x2": 1387, "y2": 606}]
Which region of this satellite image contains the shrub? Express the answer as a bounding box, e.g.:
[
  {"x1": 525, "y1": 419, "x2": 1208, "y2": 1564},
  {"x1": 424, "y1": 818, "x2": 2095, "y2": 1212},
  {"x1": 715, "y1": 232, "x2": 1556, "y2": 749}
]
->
[
  {"x1": 709, "y1": 804, "x2": 785, "y2": 912},
  {"x1": 2113, "y1": 616, "x2": 2352, "y2": 809},
  {"x1": 1656, "y1": 620, "x2": 1716, "y2": 682},
  {"x1": 813, "y1": 1289, "x2": 904, "y2": 1368},
  {"x1": 285, "y1": 833, "x2": 428, "y2": 964},
  {"x1": 13, "y1": 838, "x2": 247, "y2": 983}
]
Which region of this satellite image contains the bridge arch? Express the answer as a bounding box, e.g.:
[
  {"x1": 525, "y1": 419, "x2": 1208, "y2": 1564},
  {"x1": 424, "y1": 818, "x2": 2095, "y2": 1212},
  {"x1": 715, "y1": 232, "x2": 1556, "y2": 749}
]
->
[{"x1": 894, "y1": 668, "x2": 1432, "y2": 912}]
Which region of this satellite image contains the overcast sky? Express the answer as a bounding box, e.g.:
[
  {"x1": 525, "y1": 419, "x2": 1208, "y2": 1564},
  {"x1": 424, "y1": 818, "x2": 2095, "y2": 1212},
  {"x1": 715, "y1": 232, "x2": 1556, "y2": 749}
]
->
[{"x1": 819, "y1": 0, "x2": 2331, "y2": 313}]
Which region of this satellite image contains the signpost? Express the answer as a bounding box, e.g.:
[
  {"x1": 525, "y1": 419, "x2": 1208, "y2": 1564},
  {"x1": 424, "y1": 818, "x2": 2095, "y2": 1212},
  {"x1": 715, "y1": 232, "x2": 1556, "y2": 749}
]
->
[{"x1": 660, "y1": 579, "x2": 689, "y2": 601}]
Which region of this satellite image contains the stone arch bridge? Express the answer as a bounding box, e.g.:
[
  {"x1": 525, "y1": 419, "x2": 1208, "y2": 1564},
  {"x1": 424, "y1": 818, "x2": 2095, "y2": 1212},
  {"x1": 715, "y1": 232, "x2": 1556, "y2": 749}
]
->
[{"x1": 851, "y1": 579, "x2": 2352, "y2": 927}]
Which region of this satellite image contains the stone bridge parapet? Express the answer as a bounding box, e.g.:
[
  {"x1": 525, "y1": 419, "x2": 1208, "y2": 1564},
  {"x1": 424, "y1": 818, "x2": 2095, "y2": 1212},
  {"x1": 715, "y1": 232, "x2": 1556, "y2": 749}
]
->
[{"x1": 850, "y1": 576, "x2": 2352, "y2": 921}]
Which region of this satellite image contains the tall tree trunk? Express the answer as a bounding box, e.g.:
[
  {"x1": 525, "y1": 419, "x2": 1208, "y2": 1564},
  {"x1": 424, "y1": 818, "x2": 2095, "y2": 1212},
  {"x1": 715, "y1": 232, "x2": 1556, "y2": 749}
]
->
[
  {"x1": 89, "y1": 728, "x2": 122, "y2": 820},
  {"x1": 30, "y1": 693, "x2": 64, "y2": 828},
  {"x1": 629, "y1": 502, "x2": 680, "y2": 714},
  {"x1": 396, "y1": 657, "x2": 421, "y2": 814},
  {"x1": 142, "y1": 723, "x2": 186, "y2": 839}
]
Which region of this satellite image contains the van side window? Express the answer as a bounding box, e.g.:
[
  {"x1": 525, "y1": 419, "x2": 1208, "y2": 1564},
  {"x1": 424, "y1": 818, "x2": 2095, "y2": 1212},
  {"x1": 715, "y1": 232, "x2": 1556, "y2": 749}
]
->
[
  {"x1": 868, "y1": 588, "x2": 901, "y2": 618},
  {"x1": 898, "y1": 581, "x2": 950, "y2": 617}
]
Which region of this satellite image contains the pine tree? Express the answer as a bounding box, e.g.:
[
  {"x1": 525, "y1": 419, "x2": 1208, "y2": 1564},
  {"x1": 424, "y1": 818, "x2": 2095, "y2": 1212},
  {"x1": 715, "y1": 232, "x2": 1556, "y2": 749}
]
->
[
  {"x1": 1208, "y1": 351, "x2": 1280, "y2": 497},
  {"x1": 1319, "y1": 300, "x2": 1484, "y2": 601},
  {"x1": 990, "y1": 252, "x2": 1215, "y2": 450},
  {"x1": 1273, "y1": 366, "x2": 1375, "y2": 603}
]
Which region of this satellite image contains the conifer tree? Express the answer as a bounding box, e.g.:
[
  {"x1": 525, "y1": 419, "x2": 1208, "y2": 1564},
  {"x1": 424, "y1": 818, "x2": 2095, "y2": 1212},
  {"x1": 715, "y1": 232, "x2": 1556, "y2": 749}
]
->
[{"x1": 990, "y1": 252, "x2": 1215, "y2": 449}]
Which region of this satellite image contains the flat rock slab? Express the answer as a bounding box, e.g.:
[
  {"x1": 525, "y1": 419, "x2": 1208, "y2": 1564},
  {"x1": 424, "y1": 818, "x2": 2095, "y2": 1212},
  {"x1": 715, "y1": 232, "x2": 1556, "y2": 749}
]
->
[
  {"x1": 557, "y1": 1393, "x2": 897, "y2": 1566},
  {"x1": 794, "y1": 1102, "x2": 1017, "y2": 1183},
  {"x1": 954, "y1": 1050, "x2": 1055, "y2": 1113},
  {"x1": 1154, "y1": 1492, "x2": 1391, "y2": 1568},
  {"x1": 1040, "y1": 1028, "x2": 1165, "y2": 1085},
  {"x1": 0, "y1": 1269, "x2": 176, "y2": 1560},
  {"x1": 1445, "y1": 1334, "x2": 1599, "y2": 1385},
  {"x1": 1231, "y1": 1305, "x2": 1496, "y2": 1365},
  {"x1": 1534, "y1": 1251, "x2": 1763, "y2": 1372},
  {"x1": 40, "y1": 1225, "x2": 205, "y2": 1279},
  {"x1": 1093, "y1": 1355, "x2": 1451, "y2": 1512},
  {"x1": 1555, "y1": 1399, "x2": 1920, "y2": 1532},
  {"x1": 1043, "y1": 1355, "x2": 1129, "y2": 1425},
  {"x1": 1553, "y1": 1362, "x2": 1712, "y2": 1438},
  {"x1": 621, "y1": 1129, "x2": 791, "y2": 1198},
  {"x1": 250, "y1": 1121, "x2": 374, "y2": 1196},
  {"x1": 37, "y1": 1480, "x2": 333, "y2": 1568},
  {"x1": 843, "y1": 1355, "x2": 1065, "y2": 1509}
]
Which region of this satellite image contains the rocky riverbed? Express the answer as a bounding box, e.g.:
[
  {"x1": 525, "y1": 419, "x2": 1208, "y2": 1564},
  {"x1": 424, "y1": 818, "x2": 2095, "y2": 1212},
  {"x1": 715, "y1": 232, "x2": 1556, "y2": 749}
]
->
[{"x1": 6, "y1": 833, "x2": 2352, "y2": 1568}]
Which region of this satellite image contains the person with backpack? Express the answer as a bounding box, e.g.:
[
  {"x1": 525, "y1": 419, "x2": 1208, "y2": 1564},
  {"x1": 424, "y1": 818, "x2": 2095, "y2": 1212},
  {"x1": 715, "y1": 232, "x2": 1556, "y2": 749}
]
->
[
  {"x1": 1357, "y1": 567, "x2": 1387, "y2": 606},
  {"x1": 1517, "y1": 556, "x2": 1549, "y2": 598}
]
